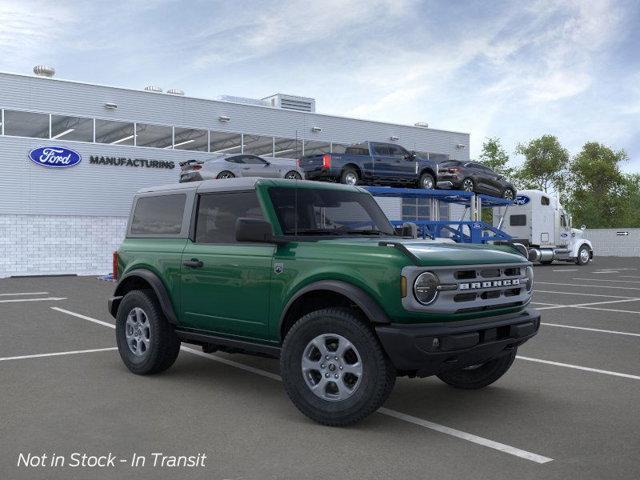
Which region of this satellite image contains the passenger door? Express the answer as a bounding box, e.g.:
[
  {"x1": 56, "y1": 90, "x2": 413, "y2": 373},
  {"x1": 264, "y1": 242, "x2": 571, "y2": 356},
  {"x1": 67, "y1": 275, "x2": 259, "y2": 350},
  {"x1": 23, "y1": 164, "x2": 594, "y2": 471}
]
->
[
  {"x1": 180, "y1": 191, "x2": 275, "y2": 338},
  {"x1": 387, "y1": 144, "x2": 417, "y2": 183},
  {"x1": 240, "y1": 155, "x2": 278, "y2": 177},
  {"x1": 370, "y1": 143, "x2": 394, "y2": 181}
]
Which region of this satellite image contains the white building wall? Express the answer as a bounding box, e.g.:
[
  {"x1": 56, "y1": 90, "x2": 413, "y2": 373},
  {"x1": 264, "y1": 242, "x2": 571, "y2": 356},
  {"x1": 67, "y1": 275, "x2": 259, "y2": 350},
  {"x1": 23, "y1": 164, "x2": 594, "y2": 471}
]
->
[
  {"x1": 0, "y1": 214, "x2": 126, "y2": 277},
  {"x1": 583, "y1": 229, "x2": 640, "y2": 257}
]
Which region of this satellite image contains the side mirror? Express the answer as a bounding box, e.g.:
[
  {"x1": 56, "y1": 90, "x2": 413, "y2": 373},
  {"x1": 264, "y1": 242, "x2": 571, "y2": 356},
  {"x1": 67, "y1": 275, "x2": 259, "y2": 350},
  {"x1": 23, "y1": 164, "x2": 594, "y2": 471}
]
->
[
  {"x1": 236, "y1": 218, "x2": 274, "y2": 243},
  {"x1": 581, "y1": 224, "x2": 586, "y2": 230},
  {"x1": 397, "y1": 222, "x2": 418, "y2": 238}
]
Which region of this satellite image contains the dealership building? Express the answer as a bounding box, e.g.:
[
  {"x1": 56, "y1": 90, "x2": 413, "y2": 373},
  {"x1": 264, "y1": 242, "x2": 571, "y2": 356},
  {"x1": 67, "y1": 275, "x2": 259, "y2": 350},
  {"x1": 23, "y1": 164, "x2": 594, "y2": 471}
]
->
[{"x1": 0, "y1": 68, "x2": 470, "y2": 277}]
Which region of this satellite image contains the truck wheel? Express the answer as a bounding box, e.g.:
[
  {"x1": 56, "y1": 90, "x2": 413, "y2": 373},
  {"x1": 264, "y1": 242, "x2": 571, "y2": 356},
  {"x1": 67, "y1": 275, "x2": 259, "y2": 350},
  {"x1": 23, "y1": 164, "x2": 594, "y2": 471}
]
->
[
  {"x1": 436, "y1": 349, "x2": 516, "y2": 390},
  {"x1": 115, "y1": 290, "x2": 181, "y2": 375},
  {"x1": 576, "y1": 245, "x2": 591, "y2": 265},
  {"x1": 280, "y1": 308, "x2": 396, "y2": 426},
  {"x1": 340, "y1": 168, "x2": 359, "y2": 186},
  {"x1": 462, "y1": 178, "x2": 475, "y2": 192},
  {"x1": 502, "y1": 188, "x2": 515, "y2": 200},
  {"x1": 540, "y1": 260, "x2": 553, "y2": 265},
  {"x1": 419, "y1": 172, "x2": 435, "y2": 189}
]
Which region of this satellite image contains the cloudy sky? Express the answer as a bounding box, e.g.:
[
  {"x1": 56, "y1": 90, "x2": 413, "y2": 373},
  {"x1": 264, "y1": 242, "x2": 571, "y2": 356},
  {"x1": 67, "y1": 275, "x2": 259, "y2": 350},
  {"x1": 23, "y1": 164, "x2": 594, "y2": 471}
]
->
[{"x1": 1, "y1": 0, "x2": 638, "y2": 169}]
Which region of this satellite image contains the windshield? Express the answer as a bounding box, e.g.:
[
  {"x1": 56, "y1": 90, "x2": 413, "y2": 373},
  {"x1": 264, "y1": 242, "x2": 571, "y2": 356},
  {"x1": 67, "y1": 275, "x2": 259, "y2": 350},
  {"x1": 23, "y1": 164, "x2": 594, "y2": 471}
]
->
[{"x1": 268, "y1": 187, "x2": 396, "y2": 236}]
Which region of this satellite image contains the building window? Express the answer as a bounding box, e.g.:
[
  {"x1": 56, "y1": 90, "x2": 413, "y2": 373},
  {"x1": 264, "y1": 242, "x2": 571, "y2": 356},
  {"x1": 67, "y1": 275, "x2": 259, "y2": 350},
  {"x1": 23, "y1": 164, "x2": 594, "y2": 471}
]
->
[
  {"x1": 130, "y1": 194, "x2": 186, "y2": 235},
  {"x1": 273, "y1": 137, "x2": 302, "y2": 158},
  {"x1": 173, "y1": 127, "x2": 208, "y2": 151},
  {"x1": 135, "y1": 123, "x2": 173, "y2": 149},
  {"x1": 243, "y1": 134, "x2": 275, "y2": 156},
  {"x1": 303, "y1": 140, "x2": 330, "y2": 157},
  {"x1": 50, "y1": 114, "x2": 94, "y2": 142},
  {"x1": 210, "y1": 131, "x2": 242, "y2": 154},
  {"x1": 401, "y1": 198, "x2": 449, "y2": 222},
  {"x1": 3, "y1": 110, "x2": 49, "y2": 139},
  {"x1": 95, "y1": 119, "x2": 135, "y2": 145}
]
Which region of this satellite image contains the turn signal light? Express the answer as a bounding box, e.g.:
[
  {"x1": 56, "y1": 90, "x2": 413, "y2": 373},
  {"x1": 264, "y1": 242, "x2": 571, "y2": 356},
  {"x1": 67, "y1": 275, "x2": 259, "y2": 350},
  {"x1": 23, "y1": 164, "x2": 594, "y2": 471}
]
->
[
  {"x1": 112, "y1": 251, "x2": 119, "y2": 280},
  {"x1": 400, "y1": 276, "x2": 407, "y2": 298},
  {"x1": 322, "y1": 154, "x2": 331, "y2": 169}
]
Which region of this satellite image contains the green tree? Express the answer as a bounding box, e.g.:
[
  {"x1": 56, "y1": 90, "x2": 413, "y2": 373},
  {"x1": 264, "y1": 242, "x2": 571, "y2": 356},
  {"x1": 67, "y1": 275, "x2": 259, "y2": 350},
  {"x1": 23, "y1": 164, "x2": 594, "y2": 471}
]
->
[
  {"x1": 567, "y1": 142, "x2": 628, "y2": 228},
  {"x1": 478, "y1": 137, "x2": 514, "y2": 178},
  {"x1": 515, "y1": 135, "x2": 569, "y2": 193}
]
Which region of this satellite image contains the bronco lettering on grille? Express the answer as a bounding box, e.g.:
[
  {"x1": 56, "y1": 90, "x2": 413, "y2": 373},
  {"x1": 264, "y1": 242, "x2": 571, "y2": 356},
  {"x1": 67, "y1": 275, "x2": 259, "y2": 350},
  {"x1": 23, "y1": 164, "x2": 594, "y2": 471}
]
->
[{"x1": 459, "y1": 279, "x2": 520, "y2": 290}]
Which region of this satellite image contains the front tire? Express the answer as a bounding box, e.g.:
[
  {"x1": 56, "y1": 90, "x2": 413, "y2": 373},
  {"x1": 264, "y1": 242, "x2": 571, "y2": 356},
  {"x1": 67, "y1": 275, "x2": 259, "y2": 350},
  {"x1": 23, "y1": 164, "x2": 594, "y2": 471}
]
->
[
  {"x1": 419, "y1": 172, "x2": 435, "y2": 189},
  {"x1": 116, "y1": 290, "x2": 180, "y2": 375},
  {"x1": 436, "y1": 349, "x2": 516, "y2": 390},
  {"x1": 280, "y1": 308, "x2": 395, "y2": 426},
  {"x1": 576, "y1": 245, "x2": 591, "y2": 265}
]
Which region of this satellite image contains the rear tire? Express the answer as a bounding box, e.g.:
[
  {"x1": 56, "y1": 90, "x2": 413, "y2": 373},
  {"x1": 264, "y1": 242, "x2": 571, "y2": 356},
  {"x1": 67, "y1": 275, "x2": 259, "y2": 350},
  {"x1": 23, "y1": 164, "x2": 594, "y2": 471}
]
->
[
  {"x1": 462, "y1": 178, "x2": 475, "y2": 192},
  {"x1": 436, "y1": 349, "x2": 516, "y2": 390},
  {"x1": 216, "y1": 171, "x2": 235, "y2": 179},
  {"x1": 280, "y1": 308, "x2": 395, "y2": 426},
  {"x1": 285, "y1": 171, "x2": 302, "y2": 180},
  {"x1": 340, "y1": 168, "x2": 359, "y2": 186},
  {"x1": 116, "y1": 290, "x2": 180, "y2": 375}
]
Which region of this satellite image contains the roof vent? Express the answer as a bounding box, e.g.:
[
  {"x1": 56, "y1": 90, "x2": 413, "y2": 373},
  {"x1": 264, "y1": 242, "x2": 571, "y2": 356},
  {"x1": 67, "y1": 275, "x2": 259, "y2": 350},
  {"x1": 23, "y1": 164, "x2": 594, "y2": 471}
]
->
[
  {"x1": 144, "y1": 85, "x2": 163, "y2": 93},
  {"x1": 414, "y1": 122, "x2": 429, "y2": 128},
  {"x1": 167, "y1": 88, "x2": 185, "y2": 96},
  {"x1": 33, "y1": 65, "x2": 55, "y2": 78},
  {"x1": 262, "y1": 93, "x2": 316, "y2": 113}
]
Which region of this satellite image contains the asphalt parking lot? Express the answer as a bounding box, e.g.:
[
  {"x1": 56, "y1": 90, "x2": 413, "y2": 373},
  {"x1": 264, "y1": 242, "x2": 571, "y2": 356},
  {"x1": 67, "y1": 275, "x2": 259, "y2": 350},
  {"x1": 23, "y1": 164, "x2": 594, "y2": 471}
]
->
[{"x1": 1, "y1": 257, "x2": 639, "y2": 480}]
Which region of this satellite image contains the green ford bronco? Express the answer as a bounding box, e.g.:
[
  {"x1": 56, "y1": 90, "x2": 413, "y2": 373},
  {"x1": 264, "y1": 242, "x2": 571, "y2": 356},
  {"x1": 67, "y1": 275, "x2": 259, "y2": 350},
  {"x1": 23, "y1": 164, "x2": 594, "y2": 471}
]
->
[{"x1": 109, "y1": 178, "x2": 539, "y2": 426}]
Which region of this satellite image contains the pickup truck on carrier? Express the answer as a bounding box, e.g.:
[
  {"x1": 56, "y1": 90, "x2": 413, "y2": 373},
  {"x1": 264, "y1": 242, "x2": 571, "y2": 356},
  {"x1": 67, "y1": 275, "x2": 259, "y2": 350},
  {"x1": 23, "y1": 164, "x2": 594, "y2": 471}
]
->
[{"x1": 299, "y1": 141, "x2": 439, "y2": 189}]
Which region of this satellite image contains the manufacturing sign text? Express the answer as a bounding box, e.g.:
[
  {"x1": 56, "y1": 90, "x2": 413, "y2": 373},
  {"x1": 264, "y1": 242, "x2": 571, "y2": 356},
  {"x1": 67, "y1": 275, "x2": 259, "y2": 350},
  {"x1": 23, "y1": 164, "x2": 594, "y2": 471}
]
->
[
  {"x1": 90, "y1": 156, "x2": 175, "y2": 169},
  {"x1": 29, "y1": 147, "x2": 82, "y2": 168}
]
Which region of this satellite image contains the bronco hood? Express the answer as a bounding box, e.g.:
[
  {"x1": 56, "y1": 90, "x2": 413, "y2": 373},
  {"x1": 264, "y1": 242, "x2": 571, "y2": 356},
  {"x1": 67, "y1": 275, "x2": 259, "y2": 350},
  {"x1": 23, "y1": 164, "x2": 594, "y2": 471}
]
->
[{"x1": 382, "y1": 239, "x2": 527, "y2": 266}]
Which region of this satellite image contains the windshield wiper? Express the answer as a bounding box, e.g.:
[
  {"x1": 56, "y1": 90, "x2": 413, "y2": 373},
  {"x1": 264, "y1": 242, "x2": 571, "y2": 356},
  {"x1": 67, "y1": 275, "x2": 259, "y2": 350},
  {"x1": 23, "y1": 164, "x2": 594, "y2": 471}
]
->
[
  {"x1": 344, "y1": 229, "x2": 389, "y2": 235},
  {"x1": 292, "y1": 228, "x2": 344, "y2": 235}
]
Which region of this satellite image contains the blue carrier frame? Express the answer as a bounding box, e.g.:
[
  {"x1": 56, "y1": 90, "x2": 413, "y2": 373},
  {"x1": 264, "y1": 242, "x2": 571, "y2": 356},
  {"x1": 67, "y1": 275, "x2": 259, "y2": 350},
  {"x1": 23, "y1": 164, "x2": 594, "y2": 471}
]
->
[{"x1": 364, "y1": 187, "x2": 513, "y2": 244}]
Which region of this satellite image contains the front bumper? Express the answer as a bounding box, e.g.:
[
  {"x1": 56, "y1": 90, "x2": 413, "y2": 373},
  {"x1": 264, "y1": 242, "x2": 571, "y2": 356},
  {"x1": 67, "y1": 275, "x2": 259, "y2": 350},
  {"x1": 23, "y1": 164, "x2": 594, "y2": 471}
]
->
[{"x1": 375, "y1": 308, "x2": 540, "y2": 377}]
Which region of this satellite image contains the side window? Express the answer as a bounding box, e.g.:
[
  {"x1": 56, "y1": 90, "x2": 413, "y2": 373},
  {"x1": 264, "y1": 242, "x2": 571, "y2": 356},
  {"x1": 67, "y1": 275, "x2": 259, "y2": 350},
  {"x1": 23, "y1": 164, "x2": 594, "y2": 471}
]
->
[
  {"x1": 243, "y1": 155, "x2": 267, "y2": 165},
  {"x1": 372, "y1": 144, "x2": 390, "y2": 156},
  {"x1": 560, "y1": 215, "x2": 567, "y2": 228},
  {"x1": 226, "y1": 156, "x2": 244, "y2": 164},
  {"x1": 387, "y1": 145, "x2": 405, "y2": 157},
  {"x1": 195, "y1": 192, "x2": 264, "y2": 244},
  {"x1": 541, "y1": 196, "x2": 550, "y2": 206},
  {"x1": 510, "y1": 214, "x2": 527, "y2": 226},
  {"x1": 130, "y1": 194, "x2": 186, "y2": 235}
]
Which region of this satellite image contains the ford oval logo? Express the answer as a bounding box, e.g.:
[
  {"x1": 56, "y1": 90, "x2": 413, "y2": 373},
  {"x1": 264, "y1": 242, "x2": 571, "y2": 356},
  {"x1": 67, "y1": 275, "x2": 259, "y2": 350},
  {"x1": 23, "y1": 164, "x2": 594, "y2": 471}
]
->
[
  {"x1": 28, "y1": 146, "x2": 82, "y2": 168},
  {"x1": 514, "y1": 195, "x2": 530, "y2": 205}
]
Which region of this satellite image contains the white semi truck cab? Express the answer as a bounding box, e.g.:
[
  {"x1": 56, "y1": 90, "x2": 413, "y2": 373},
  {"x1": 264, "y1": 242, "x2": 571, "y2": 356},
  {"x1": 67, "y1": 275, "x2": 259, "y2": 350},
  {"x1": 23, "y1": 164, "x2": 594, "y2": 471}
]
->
[{"x1": 493, "y1": 189, "x2": 593, "y2": 265}]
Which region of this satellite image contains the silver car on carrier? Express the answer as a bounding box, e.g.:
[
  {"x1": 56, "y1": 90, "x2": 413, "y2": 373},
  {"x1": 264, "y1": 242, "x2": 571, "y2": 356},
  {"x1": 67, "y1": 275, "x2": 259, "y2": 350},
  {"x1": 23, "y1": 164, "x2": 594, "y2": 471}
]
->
[{"x1": 180, "y1": 154, "x2": 305, "y2": 183}]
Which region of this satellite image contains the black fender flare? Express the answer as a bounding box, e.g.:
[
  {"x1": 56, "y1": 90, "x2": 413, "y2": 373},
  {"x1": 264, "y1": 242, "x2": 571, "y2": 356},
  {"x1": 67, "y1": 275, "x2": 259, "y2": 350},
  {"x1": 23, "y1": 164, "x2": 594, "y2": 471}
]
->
[
  {"x1": 279, "y1": 280, "x2": 391, "y2": 332},
  {"x1": 109, "y1": 269, "x2": 178, "y2": 324}
]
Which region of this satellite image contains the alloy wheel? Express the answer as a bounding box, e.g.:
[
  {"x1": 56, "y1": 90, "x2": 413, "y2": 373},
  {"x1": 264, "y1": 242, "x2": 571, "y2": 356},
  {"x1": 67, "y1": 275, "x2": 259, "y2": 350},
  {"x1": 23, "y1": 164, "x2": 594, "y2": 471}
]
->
[
  {"x1": 125, "y1": 307, "x2": 151, "y2": 356},
  {"x1": 462, "y1": 179, "x2": 474, "y2": 192},
  {"x1": 301, "y1": 333, "x2": 363, "y2": 401}
]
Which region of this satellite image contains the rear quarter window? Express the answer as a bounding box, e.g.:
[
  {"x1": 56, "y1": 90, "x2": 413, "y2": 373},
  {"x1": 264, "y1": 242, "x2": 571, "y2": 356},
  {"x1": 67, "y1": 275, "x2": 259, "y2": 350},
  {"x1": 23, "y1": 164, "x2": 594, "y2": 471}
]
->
[{"x1": 130, "y1": 194, "x2": 186, "y2": 235}]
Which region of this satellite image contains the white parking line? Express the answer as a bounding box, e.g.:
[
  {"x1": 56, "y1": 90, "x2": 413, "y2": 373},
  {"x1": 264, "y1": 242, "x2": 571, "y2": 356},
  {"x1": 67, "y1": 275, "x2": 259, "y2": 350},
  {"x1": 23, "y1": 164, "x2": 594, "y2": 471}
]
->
[
  {"x1": 536, "y1": 281, "x2": 640, "y2": 291},
  {"x1": 51, "y1": 307, "x2": 116, "y2": 329},
  {"x1": 0, "y1": 347, "x2": 116, "y2": 362},
  {"x1": 552, "y1": 269, "x2": 578, "y2": 272},
  {"x1": 534, "y1": 298, "x2": 640, "y2": 311},
  {"x1": 0, "y1": 292, "x2": 49, "y2": 296},
  {"x1": 572, "y1": 277, "x2": 640, "y2": 284},
  {"x1": 378, "y1": 408, "x2": 553, "y2": 464},
  {"x1": 534, "y1": 290, "x2": 638, "y2": 299},
  {"x1": 0, "y1": 297, "x2": 66, "y2": 304},
  {"x1": 573, "y1": 305, "x2": 640, "y2": 315},
  {"x1": 517, "y1": 356, "x2": 640, "y2": 381},
  {"x1": 50, "y1": 307, "x2": 553, "y2": 464},
  {"x1": 541, "y1": 322, "x2": 640, "y2": 337},
  {"x1": 530, "y1": 301, "x2": 561, "y2": 306}
]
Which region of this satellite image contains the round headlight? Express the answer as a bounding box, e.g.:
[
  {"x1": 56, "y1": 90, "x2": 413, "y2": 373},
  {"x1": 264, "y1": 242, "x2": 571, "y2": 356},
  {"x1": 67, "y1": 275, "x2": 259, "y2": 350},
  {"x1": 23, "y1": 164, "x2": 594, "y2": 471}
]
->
[
  {"x1": 525, "y1": 266, "x2": 534, "y2": 292},
  {"x1": 414, "y1": 272, "x2": 439, "y2": 305}
]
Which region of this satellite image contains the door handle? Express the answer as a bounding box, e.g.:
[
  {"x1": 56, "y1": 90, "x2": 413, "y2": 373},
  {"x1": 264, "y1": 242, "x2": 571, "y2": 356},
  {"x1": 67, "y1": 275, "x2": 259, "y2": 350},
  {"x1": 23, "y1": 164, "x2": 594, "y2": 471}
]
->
[
  {"x1": 183, "y1": 258, "x2": 203, "y2": 268},
  {"x1": 242, "y1": 167, "x2": 251, "y2": 170}
]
